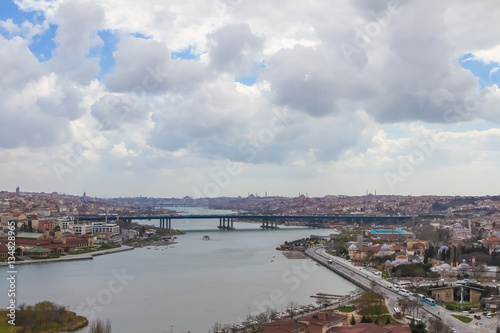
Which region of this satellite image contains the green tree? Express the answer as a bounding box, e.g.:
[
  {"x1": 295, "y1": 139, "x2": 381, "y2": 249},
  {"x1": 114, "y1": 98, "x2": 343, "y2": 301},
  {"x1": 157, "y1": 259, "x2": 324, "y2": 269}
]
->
[
  {"x1": 385, "y1": 317, "x2": 390, "y2": 325},
  {"x1": 350, "y1": 315, "x2": 356, "y2": 325}
]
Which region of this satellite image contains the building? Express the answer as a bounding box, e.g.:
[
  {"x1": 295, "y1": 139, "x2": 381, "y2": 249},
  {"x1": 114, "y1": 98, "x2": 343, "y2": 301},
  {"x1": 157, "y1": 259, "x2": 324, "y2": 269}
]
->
[
  {"x1": 368, "y1": 228, "x2": 412, "y2": 240},
  {"x1": 72, "y1": 223, "x2": 93, "y2": 235},
  {"x1": 430, "y1": 286, "x2": 483, "y2": 303},
  {"x1": 329, "y1": 323, "x2": 410, "y2": 333},
  {"x1": 0, "y1": 243, "x2": 8, "y2": 259},
  {"x1": 24, "y1": 244, "x2": 51, "y2": 258},
  {"x1": 264, "y1": 319, "x2": 308, "y2": 333},
  {"x1": 264, "y1": 311, "x2": 346, "y2": 333},
  {"x1": 296, "y1": 311, "x2": 347, "y2": 333},
  {"x1": 92, "y1": 222, "x2": 120, "y2": 235}
]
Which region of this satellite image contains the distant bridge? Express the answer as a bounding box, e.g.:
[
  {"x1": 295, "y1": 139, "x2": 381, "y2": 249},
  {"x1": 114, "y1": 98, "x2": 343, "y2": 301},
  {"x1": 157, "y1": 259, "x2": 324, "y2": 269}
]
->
[{"x1": 75, "y1": 214, "x2": 413, "y2": 230}]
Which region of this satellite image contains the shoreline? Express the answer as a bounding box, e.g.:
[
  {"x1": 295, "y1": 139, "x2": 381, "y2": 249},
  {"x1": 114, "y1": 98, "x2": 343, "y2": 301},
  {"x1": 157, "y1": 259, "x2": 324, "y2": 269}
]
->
[{"x1": 0, "y1": 245, "x2": 134, "y2": 267}]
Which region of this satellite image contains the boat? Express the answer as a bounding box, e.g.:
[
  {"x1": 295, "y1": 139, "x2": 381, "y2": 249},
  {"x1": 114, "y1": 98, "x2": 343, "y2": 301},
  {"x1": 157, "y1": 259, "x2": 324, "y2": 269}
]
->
[{"x1": 203, "y1": 234, "x2": 210, "y2": 240}]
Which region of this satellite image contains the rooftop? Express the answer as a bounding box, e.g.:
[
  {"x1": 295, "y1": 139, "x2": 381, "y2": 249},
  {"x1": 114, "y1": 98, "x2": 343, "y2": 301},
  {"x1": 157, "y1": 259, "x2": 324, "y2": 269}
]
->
[{"x1": 16, "y1": 232, "x2": 44, "y2": 239}]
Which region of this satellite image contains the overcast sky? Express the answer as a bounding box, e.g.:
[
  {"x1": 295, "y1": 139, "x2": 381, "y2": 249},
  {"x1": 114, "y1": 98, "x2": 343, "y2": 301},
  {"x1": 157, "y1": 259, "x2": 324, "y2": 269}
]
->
[{"x1": 1, "y1": 0, "x2": 499, "y2": 198}]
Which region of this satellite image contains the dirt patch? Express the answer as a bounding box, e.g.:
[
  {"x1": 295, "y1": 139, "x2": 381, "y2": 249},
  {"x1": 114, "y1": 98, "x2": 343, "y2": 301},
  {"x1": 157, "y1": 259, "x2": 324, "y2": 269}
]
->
[{"x1": 282, "y1": 251, "x2": 307, "y2": 259}]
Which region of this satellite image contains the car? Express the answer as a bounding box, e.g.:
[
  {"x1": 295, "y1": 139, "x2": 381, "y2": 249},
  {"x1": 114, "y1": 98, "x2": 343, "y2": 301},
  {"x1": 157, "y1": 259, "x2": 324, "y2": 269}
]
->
[
  {"x1": 486, "y1": 313, "x2": 492, "y2": 319},
  {"x1": 469, "y1": 309, "x2": 475, "y2": 313},
  {"x1": 450, "y1": 328, "x2": 457, "y2": 333}
]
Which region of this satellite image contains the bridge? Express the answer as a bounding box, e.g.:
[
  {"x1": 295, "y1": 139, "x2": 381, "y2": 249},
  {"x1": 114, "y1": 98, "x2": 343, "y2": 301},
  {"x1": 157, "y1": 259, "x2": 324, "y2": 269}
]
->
[{"x1": 75, "y1": 214, "x2": 413, "y2": 230}]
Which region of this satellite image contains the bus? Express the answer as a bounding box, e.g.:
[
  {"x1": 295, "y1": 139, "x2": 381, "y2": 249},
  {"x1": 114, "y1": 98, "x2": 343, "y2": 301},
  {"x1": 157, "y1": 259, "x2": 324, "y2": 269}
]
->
[
  {"x1": 417, "y1": 294, "x2": 426, "y2": 302},
  {"x1": 425, "y1": 298, "x2": 436, "y2": 306}
]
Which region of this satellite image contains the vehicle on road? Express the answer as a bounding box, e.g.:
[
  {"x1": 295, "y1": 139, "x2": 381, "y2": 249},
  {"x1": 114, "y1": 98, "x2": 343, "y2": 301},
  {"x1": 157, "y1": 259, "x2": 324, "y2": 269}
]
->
[
  {"x1": 424, "y1": 297, "x2": 436, "y2": 306},
  {"x1": 418, "y1": 294, "x2": 426, "y2": 301}
]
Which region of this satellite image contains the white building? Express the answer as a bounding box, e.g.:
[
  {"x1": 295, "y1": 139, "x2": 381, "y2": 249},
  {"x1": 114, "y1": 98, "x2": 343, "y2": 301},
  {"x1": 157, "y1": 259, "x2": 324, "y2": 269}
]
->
[
  {"x1": 73, "y1": 224, "x2": 93, "y2": 235},
  {"x1": 92, "y1": 222, "x2": 120, "y2": 235}
]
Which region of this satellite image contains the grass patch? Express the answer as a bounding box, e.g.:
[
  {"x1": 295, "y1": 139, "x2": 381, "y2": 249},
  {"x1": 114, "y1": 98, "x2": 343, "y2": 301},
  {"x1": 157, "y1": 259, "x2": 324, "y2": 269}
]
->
[
  {"x1": 334, "y1": 306, "x2": 356, "y2": 313},
  {"x1": 0, "y1": 302, "x2": 88, "y2": 333},
  {"x1": 452, "y1": 314, "x2": 473, "y2": 323},
  {"x1": 350, "y1": 292, "x2": 389, "y2": 317},
  {"x1": 67, "y1": 243, "x2": 120, "y2": 255},
  {"x1": 371, "y1": 314, "x2": 398, "y2": 324},
  {"x1": 441, "y1": 302, "x2": 480, "y2": 312}
]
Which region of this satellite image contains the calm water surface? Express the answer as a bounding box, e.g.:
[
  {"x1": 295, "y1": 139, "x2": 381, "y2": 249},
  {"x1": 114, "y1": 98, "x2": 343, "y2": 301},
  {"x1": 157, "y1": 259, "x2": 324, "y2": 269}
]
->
[{"x1": 1, "y1": 208, "x2": 356, "y2": 333}]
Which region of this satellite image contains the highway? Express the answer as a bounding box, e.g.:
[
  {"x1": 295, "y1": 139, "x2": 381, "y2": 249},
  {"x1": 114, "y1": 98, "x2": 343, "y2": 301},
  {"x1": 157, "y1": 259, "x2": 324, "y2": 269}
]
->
[{"x1": 306, "y1": 246, "x2": 484, "y2": 333}]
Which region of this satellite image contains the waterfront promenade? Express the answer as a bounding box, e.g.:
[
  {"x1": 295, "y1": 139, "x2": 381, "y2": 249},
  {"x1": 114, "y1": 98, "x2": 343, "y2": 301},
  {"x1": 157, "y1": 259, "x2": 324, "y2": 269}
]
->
[
  {"x1": 305, "y1": 246, "x2": 486, "y2": 333},
  {"x1": 0, "y1": 245, "x2": 134, "y2": 267}
]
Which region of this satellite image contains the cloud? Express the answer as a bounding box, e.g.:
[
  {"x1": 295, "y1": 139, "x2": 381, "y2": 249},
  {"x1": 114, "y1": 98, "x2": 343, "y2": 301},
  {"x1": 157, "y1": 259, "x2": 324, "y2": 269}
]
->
[
  {"x1": 207, "y1": 22, "x2": 264, "y2": 76},
  {"x1": 53, "y1": 0, "x2": 104, "y2": 69},
  {"x1": 91, "y1": 94, "x2": 151, "y2": 130},
  {"x1": 2, "y1": 0, "x2": 500, "y2": 197},
  {"x1": 110, "y1": 141, "x2": 138, "y2": 158}
]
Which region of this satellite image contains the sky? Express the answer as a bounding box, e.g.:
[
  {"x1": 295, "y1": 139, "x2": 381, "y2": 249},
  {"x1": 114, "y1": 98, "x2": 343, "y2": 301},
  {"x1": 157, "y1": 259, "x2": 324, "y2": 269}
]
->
[{"x1": 0, "y1": 0, "x2": 500, "y2": 198}]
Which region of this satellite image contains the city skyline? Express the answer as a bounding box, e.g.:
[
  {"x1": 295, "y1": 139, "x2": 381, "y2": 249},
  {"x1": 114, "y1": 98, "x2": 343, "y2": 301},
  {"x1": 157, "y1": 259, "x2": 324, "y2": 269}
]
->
[{"x1": 1, "y1": 0, "x2": 500, "y2": 198}]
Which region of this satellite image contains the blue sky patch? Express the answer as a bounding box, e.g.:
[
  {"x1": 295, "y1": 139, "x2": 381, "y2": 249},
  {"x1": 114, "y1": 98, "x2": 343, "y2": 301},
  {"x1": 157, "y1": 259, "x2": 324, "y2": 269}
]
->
[
  {"x1": 131, "y1": 32, "x2": 151, "y2": 39},
  {"x1": 235, "y1": 75, "x2": 258, "y2": 86},
  {"x1": 92, "y1": 30, "x2": 120, "y2": 80},
  {"x1": 0, "y1": 0, "x2": 44, "y2": 39},
  {"x1": 171, "y1": 45, "x2": 200, "y2": 60},
  {"x1": 29, "y1": 23, "x2": 57, "y2": 62},
  {"x1": 235, "y1": 60, "x2": 265, "y2": 86},
  {"x1": 460, "y1": 53, "x2": 500, "y2": 88}
]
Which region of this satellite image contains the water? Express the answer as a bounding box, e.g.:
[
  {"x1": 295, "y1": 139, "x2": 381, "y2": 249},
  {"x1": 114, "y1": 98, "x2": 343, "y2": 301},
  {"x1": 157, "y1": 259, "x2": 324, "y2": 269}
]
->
[{"x1": 1, "y1": 208, "x2": 356, "y2": 333}]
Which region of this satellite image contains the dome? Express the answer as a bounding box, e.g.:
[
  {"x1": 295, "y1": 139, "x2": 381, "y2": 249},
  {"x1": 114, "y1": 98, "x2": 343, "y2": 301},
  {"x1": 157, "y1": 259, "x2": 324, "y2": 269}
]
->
[
  {"x1": 451, "y1": 267, "x2": 458, "y2": 271},
  {"x1": 385, "y1": 260, "x2": 392, "y2": 264},
  {"x1": 457, "y1": 263, "x2": 470, "y2": 270},
  {"x1": 348, "y1": 244, "x2": 358, "y2": 251},
  {"x1": 380, "y1": 244, "x2": 390, "y2": 251},
  {"x1": 439, "y1": 245, "x2": 449, "y2": 252},
  {"x1": 440, "y1": 263, "x2": 451, "y2": 269}
]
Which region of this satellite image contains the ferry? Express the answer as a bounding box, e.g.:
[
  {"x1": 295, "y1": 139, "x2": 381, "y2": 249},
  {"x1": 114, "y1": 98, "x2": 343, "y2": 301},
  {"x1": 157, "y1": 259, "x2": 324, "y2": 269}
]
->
[{"x1": 203, "y1": 234, "x2": 210, "y2": 240}]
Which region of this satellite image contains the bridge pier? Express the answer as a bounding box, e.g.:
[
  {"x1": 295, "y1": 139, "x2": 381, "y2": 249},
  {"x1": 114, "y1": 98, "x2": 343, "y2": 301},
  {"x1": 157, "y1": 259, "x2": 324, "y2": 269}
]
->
[
  {"x1": 159, "y1": 218, "x2": 172, "y2": 229},
  {"x1": 218, "y1": 217, "x2": 234, "y2": 230},
  {"x1": 308, "y1": 218, "x2": 326, "y2": 228},
  {"x1": 261, "y1": 218, "x2": 279, "y2": 229}
]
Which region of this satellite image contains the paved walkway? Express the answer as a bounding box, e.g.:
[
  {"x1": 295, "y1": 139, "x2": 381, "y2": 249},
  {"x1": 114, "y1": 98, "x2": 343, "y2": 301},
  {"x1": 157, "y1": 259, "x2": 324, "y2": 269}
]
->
[
  {"x1": 306, "y1": 246, "x2": 484, "y2": 333},
  {"x1": 0, "y1": 245, "x2": 134, "y2": 267}
]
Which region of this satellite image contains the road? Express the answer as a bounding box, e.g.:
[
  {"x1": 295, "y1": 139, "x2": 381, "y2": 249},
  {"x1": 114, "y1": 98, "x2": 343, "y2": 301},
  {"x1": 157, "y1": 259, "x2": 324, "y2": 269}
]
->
[{"x1": 306, "y1": 246, "x2": 484, "y2": 333}]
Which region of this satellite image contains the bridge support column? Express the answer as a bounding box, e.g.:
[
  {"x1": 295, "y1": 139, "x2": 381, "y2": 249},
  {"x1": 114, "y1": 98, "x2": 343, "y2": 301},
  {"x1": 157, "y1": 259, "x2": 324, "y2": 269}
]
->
[{"x1": 167, "y1": 218, "x2": 171, "y2": 229}]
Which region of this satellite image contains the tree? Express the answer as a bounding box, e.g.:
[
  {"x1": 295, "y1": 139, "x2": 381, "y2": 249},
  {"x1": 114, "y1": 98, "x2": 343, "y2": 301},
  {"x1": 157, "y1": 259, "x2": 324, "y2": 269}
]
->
[
  {"x1": 90, "y1": 319, "x2": 112, "y2": 333},
  {"x1": 385, "y1": 317, "x2": 390, "y2": 325},
  {"x1": 287, "y1": 301, "x2": 298, "y2": 318},
  {"x1": 427, "y1": 318, "x2": 444, "y2": 333},
  {"x1": 255, "y1": 312, "x2": 269, "y2": 325},
  {"x1": 409, "y1": 319, "x2": 426, "y2": 333},
  {"x1": 374, "y1": 319, "x2": 379, "y2": 326},
  {"x1": 350, "y1": 315, "x2": 356, "y2": 325},
  {"x1": 211, "y1": 322, "x2": 222, "y2": 333}
]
